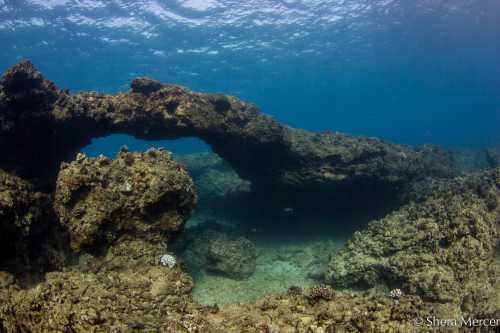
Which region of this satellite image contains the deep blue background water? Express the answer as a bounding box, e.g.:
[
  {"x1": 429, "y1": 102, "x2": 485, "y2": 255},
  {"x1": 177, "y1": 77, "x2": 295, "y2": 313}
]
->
[{"x1": 1, "y1": 0, "x2": 499, "y2": 156}]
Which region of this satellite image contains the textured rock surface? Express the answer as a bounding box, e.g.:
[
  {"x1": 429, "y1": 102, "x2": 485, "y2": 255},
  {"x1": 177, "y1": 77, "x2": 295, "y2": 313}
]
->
[
  {"x1": 0, "y1": 169, "x2": 47, "y2": 245},
  {"x1": 0, "y1": 271, "x2": 471, "y2": 333},
  {"x1": 176, "y1": 152, "x2": 252, "y2": 200},
  {"x1": 0, "y1": 61, "x2": 83, "y2": 181},
  {"x1": 173, "y1": 222, "x2": 257, "y2": 279},
  {"x1": 175, "y1": 152, "x2": 224, "y2": 179},
  {"x1": 0, "y1": 169, "x2": 59, "y2": 273},
  {"x1": 0, "y1": 267, "x2": 197, "y2": 332},
  {"x1": 206, "y1": 237, "x2": 257, "y2": 279},
  {"x1": 326, "y1": 168, "x2": 500, "y2": 317},
  {"x1": 0, "y1": 61, "x2": 457, "y2": 203},
  {"x1": 54, "y1": 147, "x2": 196, "y2": 253}
]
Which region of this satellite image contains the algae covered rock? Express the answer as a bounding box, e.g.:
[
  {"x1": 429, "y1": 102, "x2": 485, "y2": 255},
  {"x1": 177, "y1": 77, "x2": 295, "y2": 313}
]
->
[
  {"x1": 0, "y1": 61, "x2": 68, "y2": 180},
  {"x1": 206, "y1": 237, "x2": 257, "y2": 279},
  {"x1": 1, "y1": 61, "x2": 459, "y2": 207},
  {"x1": 172, "y1": 222, "x2": 257, "y2": 279},
  {"x1": 0, "y1": 266, "x2": 199, "y2": 332},
  {"x1": 175, "y1": 152, "x2": 252, "y2": 200},
  {"x1": 54, "y1": 147, "x2": 196, "y2": 253},
  {"x1": 0, "y1": 169, "x2": 54, "y2": 271},
  {"x1": 0, "y1": 169, "x2": 46, "y2": 240},
  {"x1": 326, "y1": 168, "x2": 500, "y2": 316}
]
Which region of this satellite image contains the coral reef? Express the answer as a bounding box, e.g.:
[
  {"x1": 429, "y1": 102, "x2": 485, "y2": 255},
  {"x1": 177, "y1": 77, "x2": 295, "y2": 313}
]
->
[
  {"x1": 54, "y1": 147, "x2": 196, "y2": 253},
  {"x1": 204, "y1": 291, "x2": 436, "y2": 332},
  {"x1": 0, "y1": 267, "x2": 450, "y2": 333},
  {"x1": 0, "y1": 59, "x2": 497, "y2": 332},
  {"x1": 176, "y1": 152, "x2": 252, "y2": 204},
  {"x1": 487, "y1": 147, "x2": 500, "y2": 167},
  {"x1": 0, "y1": 169, "x2": 47, "y2": 256},
  {"x1": 307, "y1": 284, "x2": 335, "y2": 303},
  {"x1": 160, "y1": 253, "x2": 177, "y2": 268},
  {"x1": 173, "y1": 222, "x2": 257, "y2": 280},
  {"x1": 0, "y1": 61, "x2": 457, "y2": 206},
  {"x1": 0, "y1": 169, "x2": 64, "y2": 276},
  {"x1": 451, "y1": 149, "x2": 490, "y2": 172},
  {"x1": 206, "y1": 237, "x2": 257, "y2": 279},
  {"x1": 326, "y1": 167, "x2": 500, "y2": 318},
  {"x1": 197, "y1": 169, "x2": 252, "y2": 199},
  {"x1": 0, "y1": 266, "x2": 200, "y2": 332},
  {"x1": 175, "y1": 152, "x2": 225, "y2": 179}
]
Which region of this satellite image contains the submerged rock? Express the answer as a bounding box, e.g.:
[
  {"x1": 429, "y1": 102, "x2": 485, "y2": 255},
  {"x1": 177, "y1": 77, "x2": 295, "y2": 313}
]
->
[
  {"x1": 54, "y1": 148, "x2": 196, "y2": 253},
  {"x1": 206, "y1": 237, "x2": 257, "y2": 279},
  {"x1": 0, "y1": 61, "x2": 457, "y2": 208},
  {"x1": 326, "y1": 167, "x2": 500, "y2": 316},
  {"x1": 0, "y1": 266, "x2": 197, "y2": 332},
  {"x1": 0, "y1": 169, "x2": 59, "y2": 274},
  {"x1": 173, "y1": 222, "x2": 257, "y2": 279},
  {"x1": 175, "y1": 152, "x2": 224, "y2": 179},
  {"x1": 0, "y1": 169, "x2": 46, "y2": 243},
  {"x1": 175, "y1": 152, "x2": 252, "y2": 201}
]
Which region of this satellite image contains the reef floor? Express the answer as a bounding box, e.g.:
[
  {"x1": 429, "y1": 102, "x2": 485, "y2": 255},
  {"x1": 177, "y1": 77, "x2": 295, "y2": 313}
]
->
[{"x1": 182, "y1": 216, "x2": 348, "y2": 305}]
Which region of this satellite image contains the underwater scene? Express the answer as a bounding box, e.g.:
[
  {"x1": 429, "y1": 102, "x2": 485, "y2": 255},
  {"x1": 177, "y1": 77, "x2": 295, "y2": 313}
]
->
[{"x1": 0, "y1": 0, "x2": 499, "y2": 332}]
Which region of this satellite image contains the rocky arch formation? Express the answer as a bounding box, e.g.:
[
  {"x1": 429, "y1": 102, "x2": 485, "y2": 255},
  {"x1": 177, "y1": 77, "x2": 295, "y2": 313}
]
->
[
  {"x1": 1, "y1": 61, "x2": 499, "y2": 331},
  {"x1": 0, "y1": 60, "x2": 456, "y2": 203}
]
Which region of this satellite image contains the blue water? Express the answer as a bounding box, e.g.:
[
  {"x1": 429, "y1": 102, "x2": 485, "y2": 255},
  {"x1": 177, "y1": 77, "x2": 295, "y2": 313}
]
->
[{"x1": 1, "y1": 0, "x2": 499, "y2": 155}]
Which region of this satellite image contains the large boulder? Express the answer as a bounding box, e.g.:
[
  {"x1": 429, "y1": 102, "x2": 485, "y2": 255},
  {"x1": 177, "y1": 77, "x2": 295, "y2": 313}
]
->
[
  {"x1": 206, "y1": 237, "x2": 257, "y2": 279},
  {"x1": 54, "y1": 147, "x2": 196, "y2": 253},
  {"x1": 326, "y1": 168, "x2": 500, "y2": 317}
]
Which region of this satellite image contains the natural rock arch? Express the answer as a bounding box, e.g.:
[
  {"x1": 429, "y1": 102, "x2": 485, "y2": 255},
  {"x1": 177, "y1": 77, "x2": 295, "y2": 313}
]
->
[{"x1": 0, "y1": 60, "x2": 456, "y2": 205}]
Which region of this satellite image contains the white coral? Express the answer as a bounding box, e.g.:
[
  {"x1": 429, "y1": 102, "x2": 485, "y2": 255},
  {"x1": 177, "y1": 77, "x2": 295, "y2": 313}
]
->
[
  {"x1": 388, "y1": 288, "x2": 403, "y2": 301},
  {"x1": 160, "y1": 253, "x2": 176, "y2": 268}
]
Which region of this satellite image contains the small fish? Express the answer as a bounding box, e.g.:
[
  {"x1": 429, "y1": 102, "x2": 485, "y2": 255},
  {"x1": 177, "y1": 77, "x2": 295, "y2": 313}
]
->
[{"x1": 283, "y1": 207, "x2": 294, "y2": 216}]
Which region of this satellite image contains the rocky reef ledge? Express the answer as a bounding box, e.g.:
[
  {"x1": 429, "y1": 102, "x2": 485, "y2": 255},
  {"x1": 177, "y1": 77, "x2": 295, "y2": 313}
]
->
[
  {"x1": 0, "y1": 60, "x2": 499, "y2": 332},
  {"x1": 0, "y1": 61, "x2": 456, "y2": 208},
  {"x1": 327, "y1": 167, "x2": 500, "y2": 318}
]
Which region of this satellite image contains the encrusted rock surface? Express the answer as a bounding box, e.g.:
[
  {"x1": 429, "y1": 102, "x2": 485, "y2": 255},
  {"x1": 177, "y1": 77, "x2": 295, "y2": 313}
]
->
[
  {"x1": 54, "y1": 147, "x2": 196, "y2": 253},
  {"x1": 0, "y1": 265, "x2": 457, "y2": 333},
  {"x1": 326, "y1": 167, "x2": 500, "y2": 317},
  {"x1": 0, "y1": 267, "x2": 197, "y2": 332},
  {"x1": 0, "y1": 169, "x2": 58, "y2": 273},
  {"x1": 173, "y1": 222, "x2": 257, "y2": 279},
  {"x1": 206, "y1": 237, "x2": 257, "y2": 279},
  {"x1": 176, "y1": 152, "x2": 252, "y2": 200},
  {"x1": 0, "y1": 169, "x2": 46, "y2": 245},
  {"x1": 0, "y1": 61, "x2": 457, "y2": 204}
]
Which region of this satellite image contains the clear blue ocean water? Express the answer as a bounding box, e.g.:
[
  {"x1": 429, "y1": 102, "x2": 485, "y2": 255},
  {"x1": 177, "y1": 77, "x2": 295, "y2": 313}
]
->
[{"x1": 1, "y1": 0, "x2": 499, "y2": 155}]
